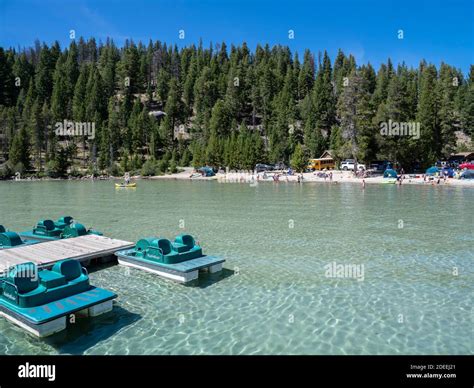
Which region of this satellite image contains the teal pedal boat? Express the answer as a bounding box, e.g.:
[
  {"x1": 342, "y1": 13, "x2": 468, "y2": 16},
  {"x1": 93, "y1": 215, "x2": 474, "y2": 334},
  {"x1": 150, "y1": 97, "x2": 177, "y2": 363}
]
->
[
  {"x1": 115, "y1": 234, "x2": 225, "y2": 283},
  {"x1": 0, "y1": 225, "x2": 40, "y2": 249},
  {"x1": 0, "y1": 259, "x2": 116, "y2": 337},
  {"x1": 20, "y1": 216, "x2": 103, "y2": 241}
]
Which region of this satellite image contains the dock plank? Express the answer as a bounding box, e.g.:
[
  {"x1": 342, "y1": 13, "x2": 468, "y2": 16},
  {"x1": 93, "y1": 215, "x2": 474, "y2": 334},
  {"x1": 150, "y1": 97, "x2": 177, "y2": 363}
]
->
[{"x1": 0, "y1": 235, "x2": 134, "y2": 273}]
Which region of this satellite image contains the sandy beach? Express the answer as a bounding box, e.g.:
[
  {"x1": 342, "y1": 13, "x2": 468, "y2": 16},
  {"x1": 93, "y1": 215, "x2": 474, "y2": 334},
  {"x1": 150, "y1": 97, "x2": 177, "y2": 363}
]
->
[{"x1": 143, "y1": 167, "x2": 474, "y2": 187}]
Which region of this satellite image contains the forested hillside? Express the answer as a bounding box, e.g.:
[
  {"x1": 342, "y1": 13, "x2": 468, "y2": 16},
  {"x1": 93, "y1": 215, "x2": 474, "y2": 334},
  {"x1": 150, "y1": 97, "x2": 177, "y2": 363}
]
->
[{"x1": 0, "y1": 38, "x2": 472, "y2": 177}]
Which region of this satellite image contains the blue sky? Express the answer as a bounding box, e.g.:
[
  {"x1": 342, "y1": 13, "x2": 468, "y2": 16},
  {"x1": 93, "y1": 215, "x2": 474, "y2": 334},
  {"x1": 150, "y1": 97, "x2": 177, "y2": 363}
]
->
[{"x1": 1, "y1": 0, "x2": 473, "y2": 73}]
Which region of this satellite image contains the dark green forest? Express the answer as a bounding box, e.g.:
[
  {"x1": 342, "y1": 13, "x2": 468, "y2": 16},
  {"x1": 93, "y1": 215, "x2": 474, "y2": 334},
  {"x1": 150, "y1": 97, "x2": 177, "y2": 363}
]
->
[{"x1": 0, "y1": 38, "x2": 473, "y2": 177}]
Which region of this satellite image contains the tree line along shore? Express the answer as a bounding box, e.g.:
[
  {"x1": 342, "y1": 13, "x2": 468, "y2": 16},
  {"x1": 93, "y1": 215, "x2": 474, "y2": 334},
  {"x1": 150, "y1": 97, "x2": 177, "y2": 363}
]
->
[{"x1": 0, "y1": 38, "x2": 473, "y2": 180}]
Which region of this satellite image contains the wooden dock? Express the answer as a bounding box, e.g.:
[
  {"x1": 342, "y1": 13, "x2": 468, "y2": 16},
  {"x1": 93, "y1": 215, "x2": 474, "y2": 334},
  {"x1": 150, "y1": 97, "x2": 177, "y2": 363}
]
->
[{"x1": 0, "y1": 234, "x2": 134, "y2": 274}]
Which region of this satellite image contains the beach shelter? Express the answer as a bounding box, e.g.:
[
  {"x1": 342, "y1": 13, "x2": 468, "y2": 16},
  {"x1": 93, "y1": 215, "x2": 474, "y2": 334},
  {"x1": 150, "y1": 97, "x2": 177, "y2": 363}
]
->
[
  {"x1": 425, "y1": 166, "x2": 439, "y2": 176},
  {"x1": 198, "y1": 166, "x2": 215, "y2": 177},
  {"x1": 460, "y1": 170, "x2": 474, "y2": 179},
  {"x1": 383, "y1": 169, "x2": 397, "y2": 178}
]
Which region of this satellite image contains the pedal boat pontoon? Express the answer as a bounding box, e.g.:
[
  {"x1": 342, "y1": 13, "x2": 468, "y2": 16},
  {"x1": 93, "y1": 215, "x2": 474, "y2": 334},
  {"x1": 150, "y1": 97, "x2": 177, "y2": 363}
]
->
[
  {"x1": 115, "y1": 234, "x2": 225, "y2": 283},
  {"x1": 0, "y1": 225, "x2": 40, "y2": 249},
  {"x1": 20, "y1": 216, "x2": 102, "y2": 241},
  {"x1": 0, "y1": 259, "x2": 116, "y2": 337}
]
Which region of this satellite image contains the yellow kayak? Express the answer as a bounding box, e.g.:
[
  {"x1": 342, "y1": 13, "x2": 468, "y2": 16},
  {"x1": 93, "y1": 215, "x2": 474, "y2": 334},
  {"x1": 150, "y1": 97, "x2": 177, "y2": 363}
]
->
[{"x1": 115, "y1": 183, "x2": 137, "y2": 188}]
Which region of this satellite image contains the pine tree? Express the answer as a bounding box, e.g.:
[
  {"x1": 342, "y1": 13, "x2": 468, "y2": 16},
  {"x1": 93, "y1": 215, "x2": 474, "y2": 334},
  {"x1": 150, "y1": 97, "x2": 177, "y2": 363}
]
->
[
  {"x1": 13, "y1": 52, "x2": 34, "y2": 102},
  {"x1": 164, "y1": 78, "x2": 182, "y2": 141},
  {"x1": 416, "y1": 64, "x2": 440, "y2": 166},
  {"x1": 35, "y1": 44, "x2": 58, "y2": 103},
  {"x1": 0, "y1": 48, "x2": 15, "y2": 106},
  {"x1": 29, "y1": 97, "x2": 44, "y2": 169},
  {"x1": 118, "y1": 42, "x2": 141, "y2": 93},
  {"x1": 64, "y1": 42, "x2": 79, "y2": 113},
  {"x1": 9, "y1": 127, "x2": 31, "y2": 171},
  {"x1": 72, "y1": 65, "x2": 88, "y2": 122},
  {"x1": 128, "y1": 98, "x2": 142, "y2": 152},
  {"x1": 194, "y1": 66, "x2": 217, "y2": 125},
  {"x1": 337, "y1": 70, "x2": 362, "y2": 163},
  {"x1": 298, "y1": 49, "x2": 314, "y2": 99},
  {"x1": 463, "y1": 65, "x2": 474, "y2": 141},
  {"x1": 290, "y1": 143, "x2": 307, "y2": 172},
  {"x1": 51, "y1": 54, "x2": 69, "y2": 121},
  {"x1": 438, "y1": 63, "x2": 461, "y2": 156},
  {"x1": 313, "y1": 51, "x2": 335, "y2": 143},
  {"x1": 209, "y1": 99, "x2": 232, "y2": 138}
]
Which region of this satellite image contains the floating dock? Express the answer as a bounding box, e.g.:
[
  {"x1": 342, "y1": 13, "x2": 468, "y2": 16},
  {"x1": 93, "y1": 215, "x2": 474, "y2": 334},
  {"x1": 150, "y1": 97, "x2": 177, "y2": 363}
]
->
[
  {"x1": 117, "y1": 250, "x2": 224, "y2": 283},
  {"x1": 115, "y1": 234, "x2": 225, "y2": 283},
  {"x1": 0, "y1": 234, "x2": 134, "y2": 274},
  {"x1": 0, "y1": 260, "x2": 117, "y2": 337}
]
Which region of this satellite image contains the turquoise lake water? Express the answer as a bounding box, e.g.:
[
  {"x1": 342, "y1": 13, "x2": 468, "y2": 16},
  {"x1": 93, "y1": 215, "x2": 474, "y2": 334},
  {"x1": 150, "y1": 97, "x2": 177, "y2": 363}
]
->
[{"x1": 0, "y1": 180, "x2": 472, "y2": 355}]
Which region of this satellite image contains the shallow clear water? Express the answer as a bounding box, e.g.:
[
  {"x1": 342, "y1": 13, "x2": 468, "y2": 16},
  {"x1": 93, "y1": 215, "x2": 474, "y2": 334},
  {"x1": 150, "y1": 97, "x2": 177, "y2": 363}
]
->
[{"x1": 0, "y1": 180, "x2": 472, "y2": 355}]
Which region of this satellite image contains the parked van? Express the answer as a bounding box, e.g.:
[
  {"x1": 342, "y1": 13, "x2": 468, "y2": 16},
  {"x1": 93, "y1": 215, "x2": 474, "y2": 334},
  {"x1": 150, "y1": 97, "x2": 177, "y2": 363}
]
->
[{"x1": 307, "y1": 158, "x2": 335, "y2": 171}]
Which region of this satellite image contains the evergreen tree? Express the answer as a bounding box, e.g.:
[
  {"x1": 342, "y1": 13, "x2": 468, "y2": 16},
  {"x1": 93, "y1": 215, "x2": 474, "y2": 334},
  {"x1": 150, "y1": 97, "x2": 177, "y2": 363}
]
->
[
  {"x1": 290, "y1": 143, "x2": 307, "y2": 172},
  {"x1": 51, "y1": 54, "x2": 69, "y2": 121},
  {"x1": 0, "y1": 39, "x2": 469, "y2": 175},
  {"x1": 35, "y1": 43, "x2": 58, "y2": 103},
  {"x1": 313, "y1": 51, "x2": 335, "y2": 143},
  {"x1": 0, "y1": 48, "x2": 15, "y2": 106},
  {"x1": 298, "y1": 49, "x2": 314, "y2": 99},
  {"x1": 416, "y1": 64, "x2": 440, "y2": 166},
  {"x1": 438, "y1": 63, "x2": 461, "y2": 155},
  {"x1": 72, "y1": 65, "x2": 89, "y2": 122},
  {"x1": 9, "y1": 127, "x2": 31, "y2": 171},
  {"x1": 463, "y1": 65, "x2": 474, "y2": 141}
]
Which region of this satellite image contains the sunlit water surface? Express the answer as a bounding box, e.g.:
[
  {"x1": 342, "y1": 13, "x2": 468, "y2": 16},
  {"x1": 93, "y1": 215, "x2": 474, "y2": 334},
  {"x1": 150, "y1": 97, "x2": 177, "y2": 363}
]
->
[{"x1": 0, "y1": 180, "x2": 472, "y2": 354}]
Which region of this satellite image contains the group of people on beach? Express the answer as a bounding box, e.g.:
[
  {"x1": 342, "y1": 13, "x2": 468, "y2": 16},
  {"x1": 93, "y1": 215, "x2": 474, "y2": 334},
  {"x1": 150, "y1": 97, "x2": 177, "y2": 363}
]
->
[{"x1": 423, "y1": 173, "x2": 447, "y2": 185}]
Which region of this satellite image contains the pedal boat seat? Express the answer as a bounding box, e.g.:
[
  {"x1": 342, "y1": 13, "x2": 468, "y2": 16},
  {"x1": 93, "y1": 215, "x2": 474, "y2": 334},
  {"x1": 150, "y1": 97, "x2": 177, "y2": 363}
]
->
[
  {"x1": 33, "y1": 220, "x2": 61, "y2": 237},
  {"x1": 4, "y1": 262, "x2": 46, "y2": 307},
  {"x1": 0, "y1": 231, "x2": 24, "y2": 248},
  {"x1": 55, "y1": 216, "x2": 74, "y2": 229}
]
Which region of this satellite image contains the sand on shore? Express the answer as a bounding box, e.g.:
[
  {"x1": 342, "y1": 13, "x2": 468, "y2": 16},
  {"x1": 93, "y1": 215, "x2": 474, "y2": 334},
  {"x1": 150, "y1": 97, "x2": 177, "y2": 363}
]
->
[{"x1": 143, "y1": 167, "x2": 474, "y2": 187}]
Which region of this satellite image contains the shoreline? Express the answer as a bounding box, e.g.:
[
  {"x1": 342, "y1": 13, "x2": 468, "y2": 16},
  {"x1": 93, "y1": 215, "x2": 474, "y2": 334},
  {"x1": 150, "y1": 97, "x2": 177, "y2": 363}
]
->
[
  {"x1": 148, "y1": 168, "x2": 474, "y2": 187},
  {"x1": 3, "y1": 167, "x2": 474, "y2": 187}
]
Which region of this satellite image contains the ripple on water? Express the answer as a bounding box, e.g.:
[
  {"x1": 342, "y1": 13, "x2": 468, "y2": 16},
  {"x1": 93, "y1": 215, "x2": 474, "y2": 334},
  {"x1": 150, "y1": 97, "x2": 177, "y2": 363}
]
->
[{"x1": 0, "y1": 181, "x2": 472, "y2": 354}]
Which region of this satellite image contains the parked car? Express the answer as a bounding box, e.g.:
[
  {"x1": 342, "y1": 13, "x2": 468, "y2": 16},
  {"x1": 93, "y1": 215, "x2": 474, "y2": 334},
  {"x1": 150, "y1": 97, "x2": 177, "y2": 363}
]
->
[
  {"x1": 255, "y1": 163, "x2": 274, "y2": 173},
  {"x1": 273, "y1": 162, "x2": 288, "y2": 171},
  {"x1": 340, "y1": 159, "x2": 366, "y2": 171},
  {"x1": 458, "y1": 162, "x2": 474, "y2": 170},
  {"x1": 370, "y1": 160, "x2": 393, "y2": 172},
  {"x1": 460, "y1": 170, "x2": 474, "y2": 179}
]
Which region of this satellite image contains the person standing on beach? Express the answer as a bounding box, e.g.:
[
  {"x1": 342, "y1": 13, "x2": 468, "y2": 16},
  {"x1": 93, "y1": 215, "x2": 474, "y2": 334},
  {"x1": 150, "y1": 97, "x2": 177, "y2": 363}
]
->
[{"x1": 362, "y1": 179, "x2": 366, "y2": 188}]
